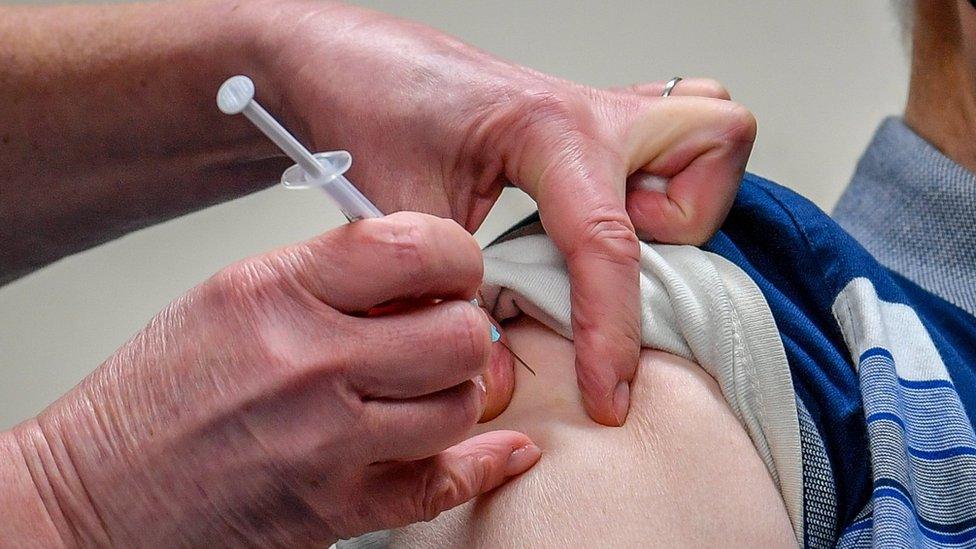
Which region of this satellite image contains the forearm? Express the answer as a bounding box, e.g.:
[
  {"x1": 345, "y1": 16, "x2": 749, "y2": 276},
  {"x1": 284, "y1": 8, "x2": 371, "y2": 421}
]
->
[
  {"x1": 0, "y1": 0, "x2": 291, "y2": 282},
  {"x1": 0, "y1": 426, "x2": 72, "y2": 547}
]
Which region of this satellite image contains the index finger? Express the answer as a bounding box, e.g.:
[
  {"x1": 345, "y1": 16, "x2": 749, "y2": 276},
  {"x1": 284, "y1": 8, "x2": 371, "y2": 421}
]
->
[{"x1": 534, "y1": 142, "x2": 642, "y2": 427}]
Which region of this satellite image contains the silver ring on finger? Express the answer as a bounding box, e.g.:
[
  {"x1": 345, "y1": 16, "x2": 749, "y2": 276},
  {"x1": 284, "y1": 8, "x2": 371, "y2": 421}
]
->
[{"x1": 662, "y1": 76, "x2": 683, "y2": 97}]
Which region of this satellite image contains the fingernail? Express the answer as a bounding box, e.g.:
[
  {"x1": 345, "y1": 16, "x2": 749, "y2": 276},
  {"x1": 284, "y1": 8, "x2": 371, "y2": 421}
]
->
[
  {"x1": 473, "y1": 299, "x2": 500, "y2": 342},
  {"x1": 473, "y1": 374, "x2": 488, "y2": 410},
  {"x1": 612, "y1": 380, "x2": 630, "y2": 425},
  {"x1": 505, "y1": 444, "x2": 542, "y2": 476}
]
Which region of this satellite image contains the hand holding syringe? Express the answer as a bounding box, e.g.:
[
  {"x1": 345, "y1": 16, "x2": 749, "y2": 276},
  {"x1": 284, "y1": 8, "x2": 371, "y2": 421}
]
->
[{"x1": 216, "y1": 75, "x2": 540, "y2": 372}]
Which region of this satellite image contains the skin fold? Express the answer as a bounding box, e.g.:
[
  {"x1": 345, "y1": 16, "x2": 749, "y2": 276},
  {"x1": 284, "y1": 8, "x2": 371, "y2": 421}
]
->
[{"x1": 396, "y1": 316, "x2": 797, "y2": 548}]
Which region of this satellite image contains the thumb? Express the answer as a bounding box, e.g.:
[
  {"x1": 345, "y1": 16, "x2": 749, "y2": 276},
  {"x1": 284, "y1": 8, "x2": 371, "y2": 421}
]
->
[{"x1": 361, "y1": 431, "x2": 540, "y2": 532}]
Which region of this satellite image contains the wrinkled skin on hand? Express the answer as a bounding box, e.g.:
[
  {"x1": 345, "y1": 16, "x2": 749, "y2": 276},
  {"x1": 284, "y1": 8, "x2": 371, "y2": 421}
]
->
[
  {"x1": 248, "y1": 0, "x2": 757, "y2": 425},
  {"x1": 13, "y1": 212, "x2": 539, "y2": 546}
]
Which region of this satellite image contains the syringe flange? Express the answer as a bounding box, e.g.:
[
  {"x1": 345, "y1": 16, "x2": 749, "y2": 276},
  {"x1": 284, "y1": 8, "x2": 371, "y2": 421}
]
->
[{"x1": 280, "y1": 151, "x2": 353, "y2": 189}]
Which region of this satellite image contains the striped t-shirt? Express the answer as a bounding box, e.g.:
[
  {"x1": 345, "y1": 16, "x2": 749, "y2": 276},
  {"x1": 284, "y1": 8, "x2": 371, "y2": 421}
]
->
[{"x1": 706, "y1": 168, "x2": 976, "y2": 547}]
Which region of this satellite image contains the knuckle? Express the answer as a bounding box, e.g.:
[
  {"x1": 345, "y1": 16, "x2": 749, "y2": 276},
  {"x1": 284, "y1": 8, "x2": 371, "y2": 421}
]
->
[
  {"x1": 209, "y1": 256, "x2": 283, "y2": 310},
  {"x1": 418, "y1": 458, "x2": 485, "y2": 522},
  {"x1": 699, "y1": 78, "x2": 732, "y2": 100},
  {"x1": 204, "y1": 257, "x2": 306, "y2": 366},
  {"x1": 418, "y1": 473, "x2": 456, "y2": 522},
  {"x1": 572, "y1": 210, "x2": 641, "y2": 267},
  {"x1": 206, "y1": 250, "x2": 348, "y2": 366},
  {"x1": 656, "y1": 204, "x2": 719, "y2": 246},
  {"x1": 623, "y1": 82, "x2": 653, "y2": 95},
  {"x1": 502, "y1": 89, "x2": 586, "y2": 142},
  {"x1": 362, "y1": 213, "x2": 433, "y2": 277},
  {"x1": 719, "y1": 102, "x2": 758, "y2": 144},
  {"x1": 519, "y1": 90, "x2": 578, "y2": 125},
  {"x1": 484, "y1": 87, "x2": 605, "y2": 194}
]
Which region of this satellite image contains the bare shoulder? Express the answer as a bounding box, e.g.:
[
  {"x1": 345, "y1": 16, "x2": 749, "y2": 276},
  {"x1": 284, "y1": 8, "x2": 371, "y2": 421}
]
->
[{"x1": 393, "y1": 317, "x2": 796, "y2": 548}]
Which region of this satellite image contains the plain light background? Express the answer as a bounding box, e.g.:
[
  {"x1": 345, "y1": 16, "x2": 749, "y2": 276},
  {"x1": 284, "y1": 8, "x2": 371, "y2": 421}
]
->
[{"x1": 0, "y1": 1, "x2": 910, "y2": 429}]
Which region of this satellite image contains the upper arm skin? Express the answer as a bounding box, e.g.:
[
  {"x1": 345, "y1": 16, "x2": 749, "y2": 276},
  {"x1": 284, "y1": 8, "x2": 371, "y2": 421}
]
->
[{"x1": 393, "y1": 316, "x2": 796, "y2": 548}]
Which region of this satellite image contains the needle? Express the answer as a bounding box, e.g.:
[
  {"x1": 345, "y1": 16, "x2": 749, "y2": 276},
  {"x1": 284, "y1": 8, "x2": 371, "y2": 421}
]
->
[
  {"x1": 500, "y1": 340, "x2": 537, "y2": 376},
  {"x1": 477, "y1": 290, "x2": 536, "y2": 376}
]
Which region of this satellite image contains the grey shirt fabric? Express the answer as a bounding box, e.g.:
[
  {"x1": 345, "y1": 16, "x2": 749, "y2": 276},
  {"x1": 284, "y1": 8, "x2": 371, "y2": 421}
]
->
[{"x1": 833, "y1": 117, "x2": 976, "y2": 315}]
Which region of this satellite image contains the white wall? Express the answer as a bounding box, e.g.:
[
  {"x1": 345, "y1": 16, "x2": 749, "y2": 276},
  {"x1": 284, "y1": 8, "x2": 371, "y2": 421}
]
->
[{"x1": 0, "y1": 1, "x2": 909, "y2": 429}]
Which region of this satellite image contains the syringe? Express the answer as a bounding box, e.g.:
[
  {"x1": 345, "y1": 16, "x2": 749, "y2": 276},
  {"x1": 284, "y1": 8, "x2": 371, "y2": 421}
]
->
[
  {"x1": 216, "y1": 75, "x2": 532, "y2": 359},
  {"x1": 217, "y1": 75, "x2": 382, "y2": 222}
]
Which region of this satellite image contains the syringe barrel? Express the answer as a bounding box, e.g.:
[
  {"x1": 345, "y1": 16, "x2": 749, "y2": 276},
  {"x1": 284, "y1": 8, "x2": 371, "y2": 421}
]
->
[{"x1": 322, "y1": 175, "x2": 384, "y2": 222}]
